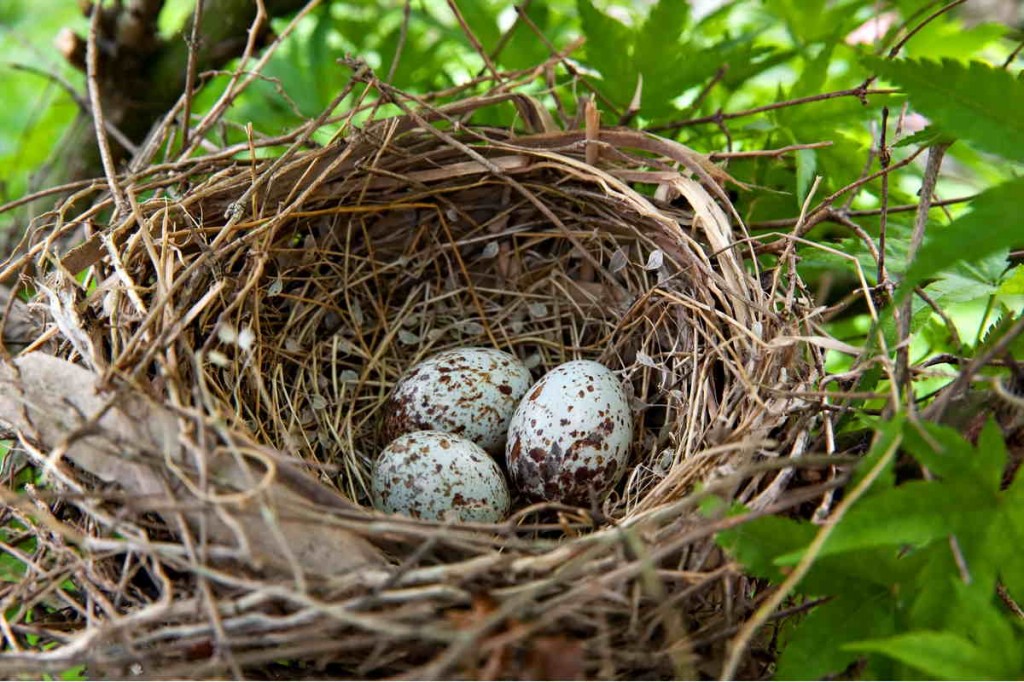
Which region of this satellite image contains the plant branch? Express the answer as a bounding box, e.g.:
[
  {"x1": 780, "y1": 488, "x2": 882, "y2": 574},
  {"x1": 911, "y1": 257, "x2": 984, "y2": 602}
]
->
[
  {"x1": 895, "y1": 142, "x2": 949, "y2": 407},
  {"x1": 649, "y1": 86, "x2": 898, "y2": 134}
]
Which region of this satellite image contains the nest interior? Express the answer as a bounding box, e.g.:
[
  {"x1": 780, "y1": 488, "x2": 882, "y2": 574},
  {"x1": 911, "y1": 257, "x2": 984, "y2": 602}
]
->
[{"x1": 0, "y1": 87, "x2": 823, "y2": 679}]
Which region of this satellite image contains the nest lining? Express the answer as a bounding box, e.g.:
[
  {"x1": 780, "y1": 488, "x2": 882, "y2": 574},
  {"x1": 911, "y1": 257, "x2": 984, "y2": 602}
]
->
[{"x1": 0, "y1": 89, "x2": 825, "y2": 678}]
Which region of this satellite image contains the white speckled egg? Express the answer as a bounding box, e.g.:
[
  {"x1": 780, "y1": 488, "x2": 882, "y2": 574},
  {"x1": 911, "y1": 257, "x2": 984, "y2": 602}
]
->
[
  {"x1": 506, "y1": 360, "x2": 632, "y2": 505},
  {"x1": 381, "y1": 347, "x2": 532, "y2": 455},
  {"x1": 372, "y1": 431, "x2": 510, "y2": 522}
]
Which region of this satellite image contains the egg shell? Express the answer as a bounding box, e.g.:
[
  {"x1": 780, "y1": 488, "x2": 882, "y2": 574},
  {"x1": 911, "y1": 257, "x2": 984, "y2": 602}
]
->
[
  {"x1": 371, "y1": 431, "x2": 510, "y2": 523},
  {"x1": 381, "y1": 347, "x2": 532, "y2": 455},
  {"x1": 506, "y1": 360, "x2": 632, "y2": 505}
]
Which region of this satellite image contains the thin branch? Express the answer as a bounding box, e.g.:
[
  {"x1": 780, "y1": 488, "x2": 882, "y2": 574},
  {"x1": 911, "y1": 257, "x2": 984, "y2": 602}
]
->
[
  {"x1": 85, "y1": 0, "x2": 128, "y2": 215},
  {"x1": 895, "y1": 142, "x2": 949, "y2": 406},
  {"x1": 877, "y1": 107, "x2": 891, "y2": 286},
  {"x1": 756, "y1": 145, "x2": 929, "y2": 253},
  {"x1": 649, "y1": 87, "x2": 898, "y2": 134},
  {"x1": 447, "y1": 0, "x2": 500, "y2": 82},
  {"x1": 180, "y1": 0, "x2": 205, "y2": 151},
  {"x1": 386, "y1": 0, "x2": 412, "y2": 84},
  {"x1": 885, "y1": 0, "x2": 968, "y2": 59},
  {"x1": 709, "y1": 141, "x2": 832, "y2": 160},
  {"x1": 748, "y1": 195, "x2": 975, "y2": 229}
]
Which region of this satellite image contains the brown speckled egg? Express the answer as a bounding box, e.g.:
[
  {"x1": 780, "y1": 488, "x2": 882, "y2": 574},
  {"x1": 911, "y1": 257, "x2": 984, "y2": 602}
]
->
[
  {"x1": 506, "y1": 360, "x2": 632, "y2": 505},
  {"x1": 381, "y1": 347, "x2": 532, "y2": 455},
  {"x1": 371, "y1": 431, "x2": 510, "y2": 522}
]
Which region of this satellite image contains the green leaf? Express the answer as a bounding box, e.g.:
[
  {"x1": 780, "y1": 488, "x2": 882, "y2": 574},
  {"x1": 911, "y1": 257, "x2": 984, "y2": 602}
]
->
[
  {"x1": 923, "y1": 250, "x2": 1011, "y2": 306},
  {"x1": 975, "y1": 419, "x2": 1009, "y2": 491},
  {"x1": 946, "y1": 580, "x2": 1022, "y2": 672},
  {"x1": 996, "y1": 469, "x2": 1024, "y2": 604},
  {"x1": 501, "y1": 1, "x2": 553, "y2": 71},
  {"x1": 862, "y1": 57, "x2": 1024, "y2": 162},
  {"x1": 898, "y1": 176, "x2": 1024, "y2": 299},
  {"x1": 998, "y1": 265, "x2": 1024, "y2": 295},
  {"x1": 893, "y1": 125, "x2": 955, "y2": 149},
  {"x1": 457, "y1": 0, "x2": 501, "y2": 55},
  {"x1": 846, "y1": 631, "x2": 1014, "y2": 680},
  {"x1": 577, "y1": 0, "x2": 635, "y2": 105},
  {"x1": 902, "y1": 420, "x2": 1005, "y2": 490},
  {"x1": 846, "y1": 415, "x2": 904, "y2": 493},
  {"x1": 776, "y1": 481, "x2": 996, "y2": 563},
  {"x1": 776, "y1": 591, "x2": 896, "y2": 680},
  {"x1": 789, "y1": 40, "x2": 835, "y2": 101},
  {"x1": 794, "y1": 148, "x2": 817, "y2": 206},
  {"x1": 636, "y1": 0, "x2": 689, "y2": 57},
  {"x1": 716, "y1": 515, "x2": 815, "y2": 582}
]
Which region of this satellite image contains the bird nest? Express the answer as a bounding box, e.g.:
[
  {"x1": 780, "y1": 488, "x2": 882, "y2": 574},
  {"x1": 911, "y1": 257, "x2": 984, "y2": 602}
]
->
[{"x1": 0, "y1": 74, "x2": 826, "y2": 679}]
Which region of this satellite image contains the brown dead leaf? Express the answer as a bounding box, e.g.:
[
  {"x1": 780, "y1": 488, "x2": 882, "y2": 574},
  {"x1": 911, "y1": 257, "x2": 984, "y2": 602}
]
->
[{"x1": 0, "y1": 352, "x2": 384, "y2": 577}]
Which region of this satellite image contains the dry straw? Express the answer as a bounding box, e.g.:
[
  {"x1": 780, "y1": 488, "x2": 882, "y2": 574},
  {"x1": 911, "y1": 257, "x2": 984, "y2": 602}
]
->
[{"x1": 0, "y1": 61, "x2": 831, "y2": 678}]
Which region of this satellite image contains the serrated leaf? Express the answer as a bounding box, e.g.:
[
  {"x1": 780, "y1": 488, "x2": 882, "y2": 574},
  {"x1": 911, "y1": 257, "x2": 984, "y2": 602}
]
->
[
  {"x1": 946, "y1": 580, "x2": 1022, "y2": 671},
  {"x1": 894, "y1": 125, "x2": 955, "y2": 149},
  {"x1": 846, "y1": 415, "x2": 904, "y2": 493},
  {"x1": 776, "y1": 591, "x2": 895, "y2": 680},
  {"x1": 776, "y1": 481, "x2": 996, "y2": 563},
  {"x1": 789, "y1": 40, "x2": 835, "y2": 101},
  {"x1": 902, "y1": 420, "x2": 1005, "y2": 490},
  {"x1": 863, "y1": 57, "x2": 1024, "y2": 162},
  {"x1": 795, "y1": 148, "x2": 816, "y2": 206},
  {"x1": 720, "y1": 44, "x2": 797, "y2": 90},
  {"x1": 501, "y1": 1, "x2": 551, "y2": 70},
  {"x1": 997, "y1": 265, "x2": 1024, "y2": 295},
  {"x1": 636, "y1": 0, "x2": 689, "y2": 63},
  {"x1": 578, "y1": 0, "x2": 635, "y2": 105},
  {"x1": 898, "y1": 176, "x2": 1024, "y2": 299},
  {"x1": 975, "y1": 419, "x2": 1009, "y2": 492},
  {"x1": 633, "y1": 0, "x2": 690, "y2": 113},
  {"x1": 845, "y1": 631, "x2": 1013, "y2": 680},
  {"x1": 923, "y1": 251, "x2": 1010, "y2": 306},
  {"x1": 976, "y1": 309, "x2": 1024, "y2": 357},
  {"x1": 716, "y1": 515, "x2": 816, "y2": 582},
  {"x1": 457, "y1": 0, "x2": 501, "y2": 54},
  {"x1": 996, "y1": 470, "x2": 1024, "y2": 604}
]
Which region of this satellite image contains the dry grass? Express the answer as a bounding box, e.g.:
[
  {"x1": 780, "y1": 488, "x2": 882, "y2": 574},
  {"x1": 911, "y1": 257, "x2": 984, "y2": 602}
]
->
[{"x1": 0, "y1": 62, "x2": 831, "y2": 679}]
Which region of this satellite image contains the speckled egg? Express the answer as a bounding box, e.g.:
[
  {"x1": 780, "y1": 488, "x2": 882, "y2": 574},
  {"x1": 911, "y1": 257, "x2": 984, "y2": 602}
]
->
[
  {"x1": 371, "y1": 431, "x2": 510, "y2": 522},
  {"x1": 506, "y1": 360, "x2": 632, "y2": 505},
  {"x1": 381, "y1": 347, "x2": 532, "y2": 455}
]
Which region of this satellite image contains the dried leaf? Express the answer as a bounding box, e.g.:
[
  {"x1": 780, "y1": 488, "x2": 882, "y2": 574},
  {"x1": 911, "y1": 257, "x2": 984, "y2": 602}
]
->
[
  {"x1": 217, "y1": 323, "x2": 238, "y2": 344},
  {"x1": 267, "y1": 276, "x2": 283, "y2": 296},
  {"x1": 207, "y1": 349, "x2": 230, "y2": 366},
  {"x1": 636, "y1": 351, "x2": 657, "y2": 368},
  {"x1": 237, "y1": 327, "x2": 255, "y2": 351},
  {"x1": 644, "y1": 250, "x2": 664, "y2": 271},
  {"x1": 0, "y1": 353, "x2": 383, "y2": 576},
  {"x1": 609, "y1": 248, "x2": 628, "y2": 273},
  {"x1": 350, "y1": 299, "x2": 365, "y2": 327},
  {"x1": 481, "y1": 241, "x2": 500, "y2": 258},
  {"x1": 528, "y1": 302, "x2": 548, "y2": 319},
  {"x1": 461, "y1": 321, "x2": 485, "y2": 336}
]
